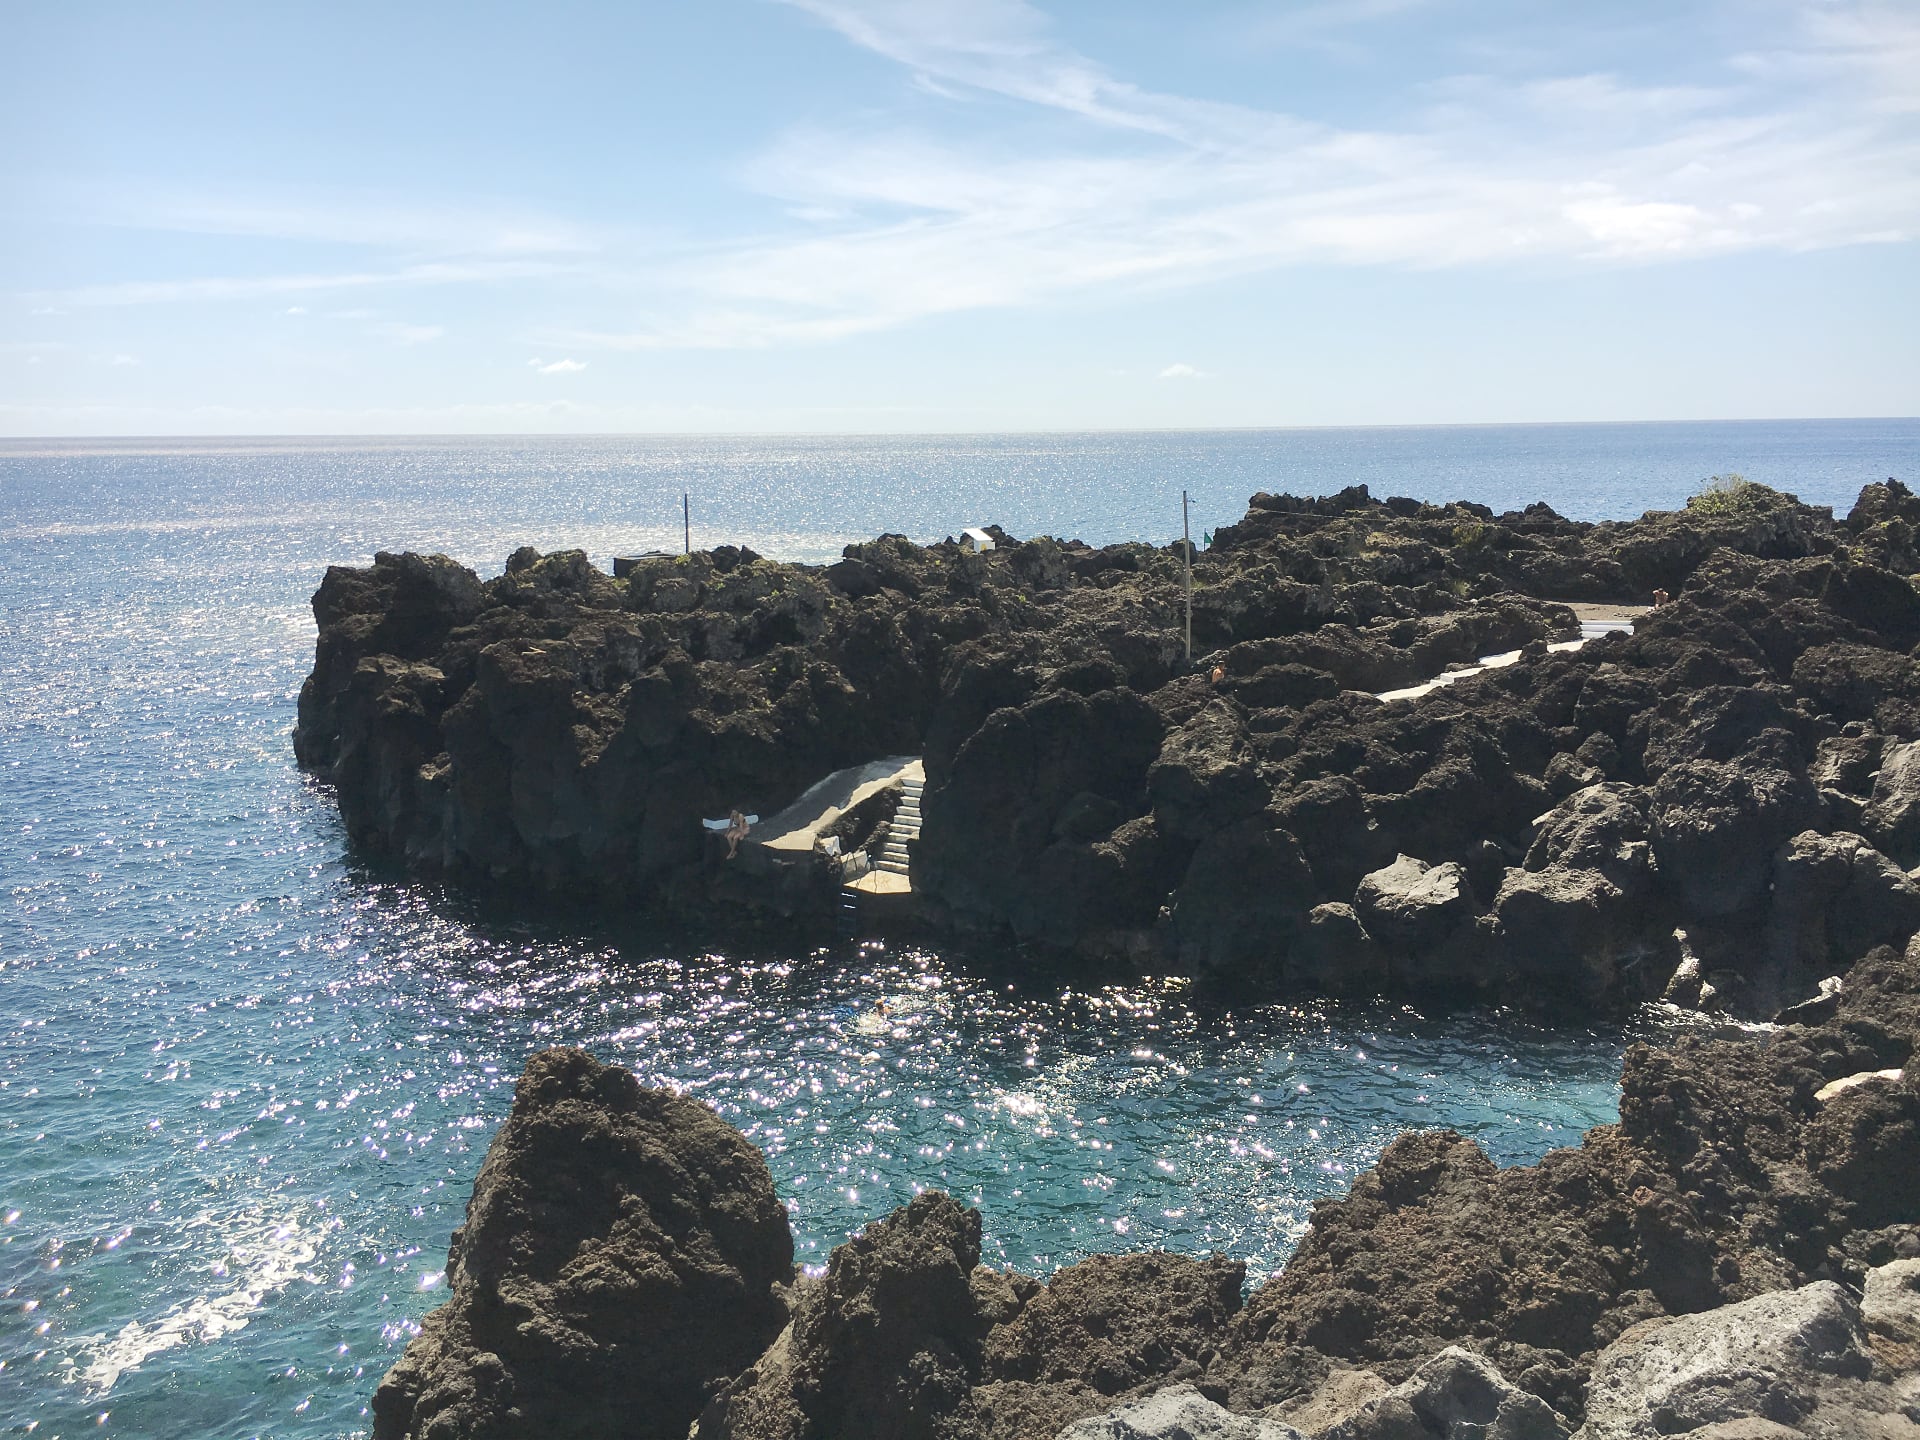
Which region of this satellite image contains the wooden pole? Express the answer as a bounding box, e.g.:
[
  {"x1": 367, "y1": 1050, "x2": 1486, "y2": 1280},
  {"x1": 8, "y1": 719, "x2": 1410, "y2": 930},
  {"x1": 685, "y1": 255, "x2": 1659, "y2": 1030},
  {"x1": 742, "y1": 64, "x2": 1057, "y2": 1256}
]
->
[
  {"x1": 1182, "y1": 489, "x2": 1192, "y2": 663},
  {"x1": 683, "y1": 492, "x2": 690, "y2": 555}
]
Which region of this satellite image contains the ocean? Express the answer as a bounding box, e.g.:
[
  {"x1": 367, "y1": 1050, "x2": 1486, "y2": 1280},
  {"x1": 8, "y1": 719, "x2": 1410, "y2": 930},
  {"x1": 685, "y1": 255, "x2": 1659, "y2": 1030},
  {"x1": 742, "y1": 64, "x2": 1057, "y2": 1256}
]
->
[{"x1": 2, "y1": 419, "x2": 1914, "y2": 1439}]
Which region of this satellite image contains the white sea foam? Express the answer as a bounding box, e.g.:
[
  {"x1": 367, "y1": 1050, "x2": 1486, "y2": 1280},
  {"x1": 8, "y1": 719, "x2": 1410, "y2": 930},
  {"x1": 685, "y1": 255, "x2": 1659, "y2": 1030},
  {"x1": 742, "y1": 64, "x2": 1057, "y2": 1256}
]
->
[{"x1": 66, "y1": 1207, "x2": 323, "y2": 1394}]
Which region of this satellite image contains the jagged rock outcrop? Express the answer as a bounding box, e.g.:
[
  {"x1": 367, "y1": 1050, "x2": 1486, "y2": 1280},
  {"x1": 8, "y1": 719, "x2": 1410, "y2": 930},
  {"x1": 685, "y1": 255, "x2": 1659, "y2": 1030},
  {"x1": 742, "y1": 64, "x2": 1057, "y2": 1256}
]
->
[
  {"x1": 380, "y1": 917, "x2": 1920, "y2": 1439},
  {"x1": 1213, "y1": 932, "x2": 1920, "y2": 1424},
  {"x1": 298, "y1": 479, "x2": 1920, "y2": 1013},
  {"x1": 370, "y1": 1048, "x2": 794, "y2": 1440},
  {"x1": 695, "y1": 1191, "x2": 1248, "y2": 1440}
]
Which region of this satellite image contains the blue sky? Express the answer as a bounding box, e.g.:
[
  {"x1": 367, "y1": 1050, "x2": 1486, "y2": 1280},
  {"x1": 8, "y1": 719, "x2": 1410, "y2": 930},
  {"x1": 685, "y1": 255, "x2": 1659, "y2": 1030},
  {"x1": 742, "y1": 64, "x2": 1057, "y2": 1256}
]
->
[{"x1": 4, "y1": 0, "x2": 1916, "y2": 434}]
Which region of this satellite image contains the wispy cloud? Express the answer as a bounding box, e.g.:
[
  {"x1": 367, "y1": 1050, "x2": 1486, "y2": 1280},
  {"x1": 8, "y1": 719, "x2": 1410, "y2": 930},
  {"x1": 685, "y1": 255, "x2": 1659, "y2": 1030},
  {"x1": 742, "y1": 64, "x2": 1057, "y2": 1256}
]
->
[
  {"x1": 552, "y1": 0, "x2": 1915, "y2": 349},
  {"x1": 16, "y1": 0, "x2": 1918, "y2": 363},
  {"x1": 107, "y1": 353, "x2": 140, "y2": 366},
  {"x1": 778, "y1": 0, "x2": 1291, "y2": 147},
  {"x1": 1158, "y1": 363, "x2": 1207, "y2": 380}
]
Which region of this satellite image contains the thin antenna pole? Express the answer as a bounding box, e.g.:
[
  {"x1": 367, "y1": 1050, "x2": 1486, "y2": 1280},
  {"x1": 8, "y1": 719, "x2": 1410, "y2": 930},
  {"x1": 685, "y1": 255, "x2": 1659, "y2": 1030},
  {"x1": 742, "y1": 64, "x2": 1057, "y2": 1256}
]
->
[
  {"x1": 1182, "y1": 489, "x2": 1193, "y2": 663},
  {"x1": 683, "y1": 492, "x2": 691, "y2": 555}
]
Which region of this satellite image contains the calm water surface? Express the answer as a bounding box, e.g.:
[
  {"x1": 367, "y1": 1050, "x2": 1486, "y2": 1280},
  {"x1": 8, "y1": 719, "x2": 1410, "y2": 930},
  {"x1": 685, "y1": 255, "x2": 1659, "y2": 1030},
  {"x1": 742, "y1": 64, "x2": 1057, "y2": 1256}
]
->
[{"x1": 3, "y1": 421, "x2": 1913, "y2": 1439}]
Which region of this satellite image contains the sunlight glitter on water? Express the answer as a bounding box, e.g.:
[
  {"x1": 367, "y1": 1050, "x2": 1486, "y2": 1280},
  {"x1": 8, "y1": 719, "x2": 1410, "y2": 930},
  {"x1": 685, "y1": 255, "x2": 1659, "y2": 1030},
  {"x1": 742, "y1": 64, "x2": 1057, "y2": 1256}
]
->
[{"x1": 14, "y1": 430, "x2": 1837, "y2": 1437}]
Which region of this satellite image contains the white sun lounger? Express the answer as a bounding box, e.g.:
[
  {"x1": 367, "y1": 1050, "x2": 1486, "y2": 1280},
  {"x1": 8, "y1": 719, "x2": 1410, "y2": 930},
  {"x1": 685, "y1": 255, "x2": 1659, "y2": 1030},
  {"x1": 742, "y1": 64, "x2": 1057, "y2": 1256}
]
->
[{"x1": 701, "y1": 814, "x2": 759, "y2": 830}]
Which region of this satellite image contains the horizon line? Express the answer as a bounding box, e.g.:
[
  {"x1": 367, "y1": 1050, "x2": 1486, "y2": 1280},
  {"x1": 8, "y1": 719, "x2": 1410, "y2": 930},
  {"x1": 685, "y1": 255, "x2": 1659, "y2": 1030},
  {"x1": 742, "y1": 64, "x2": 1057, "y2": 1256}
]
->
[{"x1": 2, "y1": 414, "x2": 1916, "y2": 447}]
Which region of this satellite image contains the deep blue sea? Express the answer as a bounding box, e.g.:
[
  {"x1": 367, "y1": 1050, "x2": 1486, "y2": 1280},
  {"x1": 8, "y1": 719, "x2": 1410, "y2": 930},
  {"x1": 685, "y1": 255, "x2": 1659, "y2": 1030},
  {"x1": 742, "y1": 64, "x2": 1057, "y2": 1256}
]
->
[{"x1": 2, "y1": 420, "x2": 1914, "y2": 1439}]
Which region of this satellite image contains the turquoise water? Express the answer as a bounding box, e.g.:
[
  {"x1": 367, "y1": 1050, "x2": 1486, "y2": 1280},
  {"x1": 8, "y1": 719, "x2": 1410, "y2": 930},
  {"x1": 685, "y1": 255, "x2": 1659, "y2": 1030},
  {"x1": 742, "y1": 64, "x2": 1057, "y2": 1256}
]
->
[{"x1": 2, "y1": 421, "x2": 1912, "y2": 1440}]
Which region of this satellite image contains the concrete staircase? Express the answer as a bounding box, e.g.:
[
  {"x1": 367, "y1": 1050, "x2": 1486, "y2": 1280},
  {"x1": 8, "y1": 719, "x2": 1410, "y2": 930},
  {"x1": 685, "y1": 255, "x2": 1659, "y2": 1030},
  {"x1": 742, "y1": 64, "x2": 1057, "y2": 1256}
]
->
[
  {"x1": 841, "y1": 759, "x2": 923, "y2": 913},
  {"x1": 876, "y1": 774, "x2": 922, "y2": 876}
]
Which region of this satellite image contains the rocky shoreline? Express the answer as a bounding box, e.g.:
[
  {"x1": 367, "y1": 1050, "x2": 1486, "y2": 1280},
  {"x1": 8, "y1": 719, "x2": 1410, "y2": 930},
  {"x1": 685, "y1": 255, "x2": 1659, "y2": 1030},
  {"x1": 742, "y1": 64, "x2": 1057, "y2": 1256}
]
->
[
  {"x1": 300, "y1": 477, "x2": 1920, "y2": 1018},
  {"x1": 314, "y1": 477, "x2": 1920, "y2": 1434},
  {"x1": 370, "y1": 921, "x2": 1920, "y2": 1439}
]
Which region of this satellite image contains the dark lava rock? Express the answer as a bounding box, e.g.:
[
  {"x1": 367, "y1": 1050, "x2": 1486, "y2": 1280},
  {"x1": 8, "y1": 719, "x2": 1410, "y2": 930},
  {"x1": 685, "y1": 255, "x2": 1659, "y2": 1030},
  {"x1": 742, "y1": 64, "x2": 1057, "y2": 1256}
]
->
[
  {"x1": 1866, "y1": 739, "x2": 1920, "y2": 866},
  {"x1": 1217, "y1": 932, "x2": 1920, "y2": 1425},
  {"x1": 977, "y1": 1250, "x2": 1246, "y2": 1431},
  {"x1": 697, "y1": 1192, "x2": 1247, "y2": 1440},
  {"x1": 697, "y1": 1191, "x2": 990, "y2": 1440},
  {"x1": 370, "y1": 1048, "x2": 793, "y2": 1440},
  {"x1": 1768, "y1": 829, "x2": 1920, "y2": 974},
  {"x1": 378, "y1": 924, "x2": 1920, "y2": 1438},
  {"x1": 299, "y1": 479, "x2": 1920, "y2": 1016}
]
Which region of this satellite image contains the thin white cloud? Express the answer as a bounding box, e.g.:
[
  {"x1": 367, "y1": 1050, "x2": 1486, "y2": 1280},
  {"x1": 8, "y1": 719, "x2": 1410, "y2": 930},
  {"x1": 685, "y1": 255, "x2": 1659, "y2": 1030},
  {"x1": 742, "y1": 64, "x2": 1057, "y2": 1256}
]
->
[
  {"x1": 554, "y1": 0, "x2": 1911, "y2": 349},
  {"x1": 16, "y1": 0, "x2": 1919, "y2": 363},
  {"x1": 778, "y1": 0, "x2": 1291, "y2": 147},
  {"x1": 283, "y1": 306, "x2": 307, "y2": 316},
  {"x1": 1159, "y1": 363, "x2": 1207, "y2": 380},
  {"x1": 528, "y1": 357, "x2": 588, "y2": 373},
  {"x1": 108, "y1": 353, "x2": 140, "y2": 367}
]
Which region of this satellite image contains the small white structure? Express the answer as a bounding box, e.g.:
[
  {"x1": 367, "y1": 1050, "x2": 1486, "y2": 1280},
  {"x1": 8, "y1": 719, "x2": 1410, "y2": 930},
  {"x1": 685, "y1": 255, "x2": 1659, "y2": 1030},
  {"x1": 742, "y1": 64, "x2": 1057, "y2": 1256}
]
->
[{"x1": 958, "y1": 527, "x2": 996, "y2": 553}]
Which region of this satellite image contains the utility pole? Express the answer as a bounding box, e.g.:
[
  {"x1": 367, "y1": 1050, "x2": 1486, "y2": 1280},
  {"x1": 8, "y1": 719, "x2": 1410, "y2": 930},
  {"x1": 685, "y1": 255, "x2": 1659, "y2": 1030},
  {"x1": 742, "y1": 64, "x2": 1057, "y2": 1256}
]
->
[
  {"x1": 683, "y1": 492, "x2": 691, "y2": 555},
  {"x1": 1182, "y1": 489, "x2": 1193, "y2": 663}
]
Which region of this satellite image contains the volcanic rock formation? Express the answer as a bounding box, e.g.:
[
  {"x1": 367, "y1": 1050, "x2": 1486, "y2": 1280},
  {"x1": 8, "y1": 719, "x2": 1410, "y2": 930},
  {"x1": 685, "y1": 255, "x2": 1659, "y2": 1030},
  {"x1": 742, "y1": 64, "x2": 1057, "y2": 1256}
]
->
[
  {"x1": 299, "y1": 479, "x2": 1920, "y2": 1017},
  {"x1": 376, "y1": 924, "x2": 1920, "y2": 1437},
  {"x1": 368, "y1": 1048, "x2": 794, "y2": 1440}
]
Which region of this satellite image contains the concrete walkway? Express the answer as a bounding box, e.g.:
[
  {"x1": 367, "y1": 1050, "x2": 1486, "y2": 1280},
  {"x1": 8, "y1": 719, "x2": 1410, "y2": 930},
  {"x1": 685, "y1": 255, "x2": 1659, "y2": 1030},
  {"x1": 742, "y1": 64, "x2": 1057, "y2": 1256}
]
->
[{"x1": 1375, "y1": 603, "x2": 1648, "y2": 704}]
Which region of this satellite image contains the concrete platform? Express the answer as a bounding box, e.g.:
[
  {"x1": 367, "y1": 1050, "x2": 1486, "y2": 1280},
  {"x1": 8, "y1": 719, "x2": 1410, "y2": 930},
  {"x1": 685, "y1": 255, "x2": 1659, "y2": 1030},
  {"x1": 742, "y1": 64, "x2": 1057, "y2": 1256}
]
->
[
  {"x1": 752, "y1": 755, "x2": 921, "y2": 853},
  {"x1": 845, "y1": 869, "x2": 913, "y2": 896}
]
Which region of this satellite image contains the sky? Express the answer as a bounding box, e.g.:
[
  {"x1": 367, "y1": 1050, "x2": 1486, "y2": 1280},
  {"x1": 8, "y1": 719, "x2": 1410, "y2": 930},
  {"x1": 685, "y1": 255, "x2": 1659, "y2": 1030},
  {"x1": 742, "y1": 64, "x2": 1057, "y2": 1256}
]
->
[{"x1": 3, "y1": 0, "x2": 1917, "y2": 435}]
